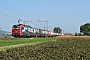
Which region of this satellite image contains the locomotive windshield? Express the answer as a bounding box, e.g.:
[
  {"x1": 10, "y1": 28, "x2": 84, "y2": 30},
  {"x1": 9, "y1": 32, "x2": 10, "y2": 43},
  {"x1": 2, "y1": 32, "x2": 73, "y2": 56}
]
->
[{"x1": 13, "y1": 25, "x2": 20, "y2": 30}]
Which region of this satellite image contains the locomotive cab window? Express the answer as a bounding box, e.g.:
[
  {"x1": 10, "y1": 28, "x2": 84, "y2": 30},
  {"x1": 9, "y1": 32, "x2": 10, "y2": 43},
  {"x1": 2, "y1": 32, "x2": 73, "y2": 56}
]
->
[{"x1": 13, "y1": 25, "x2": 20, "y2": 30}]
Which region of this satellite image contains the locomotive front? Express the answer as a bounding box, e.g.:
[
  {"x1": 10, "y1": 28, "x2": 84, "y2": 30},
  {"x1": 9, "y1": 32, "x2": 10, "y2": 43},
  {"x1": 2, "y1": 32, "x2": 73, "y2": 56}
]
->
[{"x1": 12, "y1": 24, "x2": 23, "y2": 38}]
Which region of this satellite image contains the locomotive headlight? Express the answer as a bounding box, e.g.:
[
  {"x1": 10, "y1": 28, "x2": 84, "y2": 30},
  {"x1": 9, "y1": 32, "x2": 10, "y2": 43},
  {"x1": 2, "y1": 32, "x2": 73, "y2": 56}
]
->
[{"x1": 12, "y1": 28, "x2": 14, "y2": 29}]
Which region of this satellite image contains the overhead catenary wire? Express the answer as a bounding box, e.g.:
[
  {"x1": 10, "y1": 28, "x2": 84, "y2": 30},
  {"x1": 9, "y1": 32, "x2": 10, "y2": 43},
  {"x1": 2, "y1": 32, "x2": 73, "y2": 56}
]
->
[
  {"x1": 0, "y1": 5, "x2": 19, "y2": 22},
  {"x1": 3, "y1": 0, "x2": 39, "y2": 20},
  {"x1": 0, "y1": 12, "x2": 18, "y2": 19},
  {"x1": 3, "y1": 0, "x2": 23, "y2": 14},
  {"x1": 0, "y1": 18, "x2": 16, "y2": 22},
  {"x1": 0, "y1": 5, "x2": 28, "y2": 20},
  {"x1": 0, "y1": 4, "x2": 22, "y2": 16}
]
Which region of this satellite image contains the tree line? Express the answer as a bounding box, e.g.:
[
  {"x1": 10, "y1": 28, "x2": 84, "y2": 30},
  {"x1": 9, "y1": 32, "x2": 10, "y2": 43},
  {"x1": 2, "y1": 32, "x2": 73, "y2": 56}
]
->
[{"x1": 53, "y1": 23, "x2": 90, "y2": 36}]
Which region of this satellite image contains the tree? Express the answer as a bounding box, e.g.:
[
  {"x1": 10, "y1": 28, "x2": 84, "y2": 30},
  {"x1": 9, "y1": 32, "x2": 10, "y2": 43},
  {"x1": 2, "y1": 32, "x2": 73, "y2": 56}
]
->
[
  {"x1": 75, "y1": 32, "x2": 83, "y2": 36},
  {"x1": 53, "y1": 27, "x2": 62, "y2": 34},
  {"x1": 80, "y1": 23, "x2": 90, "y2": 36},
  {"x1": 75, "y1": 32, "x2": 78, "y2": 36}
]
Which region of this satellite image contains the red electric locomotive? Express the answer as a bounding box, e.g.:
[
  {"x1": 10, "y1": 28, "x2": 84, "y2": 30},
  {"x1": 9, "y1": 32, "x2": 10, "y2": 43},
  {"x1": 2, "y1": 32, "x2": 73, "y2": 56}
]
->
[{"x1": 12, "y1": 24, "x2": 35, "y2": 38}]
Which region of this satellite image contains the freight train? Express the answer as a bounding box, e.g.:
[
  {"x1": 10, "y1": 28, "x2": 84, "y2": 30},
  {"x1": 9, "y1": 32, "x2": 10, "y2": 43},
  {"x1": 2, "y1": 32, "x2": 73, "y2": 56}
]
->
[{"x1": 12, "y1": 24, "x2": 59, "y2": 38}]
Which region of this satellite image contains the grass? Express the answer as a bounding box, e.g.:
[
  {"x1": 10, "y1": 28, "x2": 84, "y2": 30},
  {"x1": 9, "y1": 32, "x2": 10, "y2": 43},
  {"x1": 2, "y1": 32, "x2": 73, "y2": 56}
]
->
[{"x1": 0, "y1": 38, "x2": 55, "y2": 47}]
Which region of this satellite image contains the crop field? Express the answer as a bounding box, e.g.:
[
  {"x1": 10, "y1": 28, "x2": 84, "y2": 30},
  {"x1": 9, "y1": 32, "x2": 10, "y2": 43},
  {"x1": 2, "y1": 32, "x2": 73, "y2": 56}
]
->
[
  {"x1": 56, "y1": 36, "x2": 90, "y2": 40},
  {"x1": 0, "y1": 36, "x2": 90, "y2": 60}
]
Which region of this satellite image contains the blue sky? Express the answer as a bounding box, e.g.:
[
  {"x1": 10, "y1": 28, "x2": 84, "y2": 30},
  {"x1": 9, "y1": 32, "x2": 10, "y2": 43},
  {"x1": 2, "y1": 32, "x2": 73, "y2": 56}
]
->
[{"x1": 0, "y1": 0, "x2": 90, "y2": 34}]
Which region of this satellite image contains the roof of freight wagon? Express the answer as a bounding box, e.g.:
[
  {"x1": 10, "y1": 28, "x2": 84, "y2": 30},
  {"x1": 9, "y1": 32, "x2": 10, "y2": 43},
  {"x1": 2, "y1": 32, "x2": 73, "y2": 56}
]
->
[{"x1": 34, "y1": 28, "x2": 39, "y2": 30}]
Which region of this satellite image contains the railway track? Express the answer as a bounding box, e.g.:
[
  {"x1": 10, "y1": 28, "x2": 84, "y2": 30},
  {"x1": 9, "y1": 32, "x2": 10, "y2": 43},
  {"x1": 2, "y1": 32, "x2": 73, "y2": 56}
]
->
[
  {"x1": 0, "y1": 37, "x2": 53, "y2": 40},
  {"x1": 0, "y1": 38, "x2": 30, "y2": 40}
]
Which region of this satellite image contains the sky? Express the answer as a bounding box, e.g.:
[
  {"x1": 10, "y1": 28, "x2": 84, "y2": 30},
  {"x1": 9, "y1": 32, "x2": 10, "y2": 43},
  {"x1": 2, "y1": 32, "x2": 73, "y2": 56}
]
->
[{"x1": 0, "y1": 0, "x2": 90, "y2": 34}]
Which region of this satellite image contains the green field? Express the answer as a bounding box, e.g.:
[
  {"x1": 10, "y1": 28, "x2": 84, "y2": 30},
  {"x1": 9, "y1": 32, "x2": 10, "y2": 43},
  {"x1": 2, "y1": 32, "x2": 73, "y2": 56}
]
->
[
  {"x1": 0, "y1": 39, "x2": 90, "y2": 60},
  {"x1": 0, "y1": 38, "x2": 55, "y2": 47}
]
